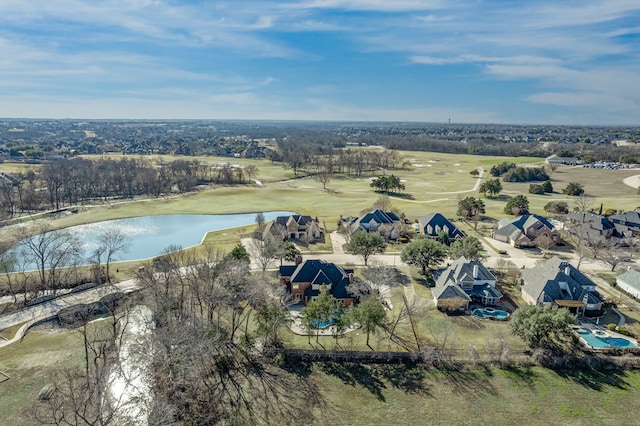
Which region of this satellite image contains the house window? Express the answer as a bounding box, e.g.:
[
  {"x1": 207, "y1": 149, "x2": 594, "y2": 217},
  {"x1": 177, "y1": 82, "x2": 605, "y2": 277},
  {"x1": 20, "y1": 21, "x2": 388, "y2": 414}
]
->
[{"x1": 292, "y1": 284, "x2": 299, "y2": 290}]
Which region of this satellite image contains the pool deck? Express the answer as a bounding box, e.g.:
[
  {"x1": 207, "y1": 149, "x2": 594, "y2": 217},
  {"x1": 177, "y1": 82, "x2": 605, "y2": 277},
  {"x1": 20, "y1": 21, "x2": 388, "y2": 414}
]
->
[
  {"x1": 287, "y1": 304, "x2": 361, "y2": 336},
  {"x1": 575, "y1": 322, "x2": 639, "y2": 349}
]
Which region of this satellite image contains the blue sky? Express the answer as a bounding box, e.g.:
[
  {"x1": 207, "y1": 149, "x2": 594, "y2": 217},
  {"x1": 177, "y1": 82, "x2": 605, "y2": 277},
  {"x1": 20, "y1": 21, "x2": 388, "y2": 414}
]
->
[{"x1": 0, "y1": 0, "x2": 639, "y2": 124}]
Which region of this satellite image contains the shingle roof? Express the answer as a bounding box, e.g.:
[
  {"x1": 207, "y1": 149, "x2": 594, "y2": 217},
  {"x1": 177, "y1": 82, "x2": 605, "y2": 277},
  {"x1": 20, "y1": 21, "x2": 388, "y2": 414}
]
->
[
  {"x1": 433, "y1": 257, "x2": 501, "y2": 301},
  {"x1": 435, "y1": 256, "x2": 496, "y2": 287},
  {"x1": 494, "y1": 214, "x2": 555, "y2": 241},
  {"x1": 352, "y1": 209, "x2": 400, "y2": 232},
  {"x1": 274, "y1": 214, "x2": 314, "y2": 227},
  {"x1": 617, "y1": 270, "x2": 640, "y2": 292},
  {"x1": 418, "y1": 213, "x2": 464, "y2": 239},
  {"x1": 520, "y1": 257, "x2": 601, "y2": 305},
  {"x1": 610, "y1": 211, "x2": 640, "y2": 228},
  {"x1": 281, "y1": 260, "x2": 356, "y2": 300},
  {"x1": 432, "y1": 283, "x2": 472, "y2": 301}
]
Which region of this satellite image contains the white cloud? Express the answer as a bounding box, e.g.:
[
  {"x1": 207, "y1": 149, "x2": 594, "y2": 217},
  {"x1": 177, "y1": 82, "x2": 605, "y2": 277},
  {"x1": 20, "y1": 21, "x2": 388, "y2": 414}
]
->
[{"x1": 289, "y1": 0, "x2": 450, "y2": 12}]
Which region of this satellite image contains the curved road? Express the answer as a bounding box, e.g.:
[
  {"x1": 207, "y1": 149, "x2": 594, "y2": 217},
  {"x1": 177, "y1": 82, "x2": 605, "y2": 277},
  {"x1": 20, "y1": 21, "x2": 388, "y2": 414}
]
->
[{"x1": 0, "y1": 280, "x2": 138, "y2": 349}]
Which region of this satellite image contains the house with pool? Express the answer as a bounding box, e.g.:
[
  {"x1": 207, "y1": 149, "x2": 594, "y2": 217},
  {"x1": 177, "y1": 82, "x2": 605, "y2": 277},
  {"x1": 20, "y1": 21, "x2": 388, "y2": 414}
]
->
[
  {"x1": 279, "y1": 259, "x2": 357, "y2": 307},
  {"x1": 432, "y1": 257, "x2": 502, "y2": 312},
  {"x1": 520, "y1": 257, "x2": 603, "y2": 314}
]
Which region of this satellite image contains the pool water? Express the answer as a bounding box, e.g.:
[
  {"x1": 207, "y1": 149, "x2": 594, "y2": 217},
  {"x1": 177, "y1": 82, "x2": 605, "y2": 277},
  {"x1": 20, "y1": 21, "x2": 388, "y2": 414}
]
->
[
  {"x1": 576, "y1": 329, "x2": 638, "y2": 349},
  {"x1": 472, "y1": 308, "x2": 509, "y2": 319},
  {"x1": 313, "y1": 318, "x2": 334, "y2": 329}
]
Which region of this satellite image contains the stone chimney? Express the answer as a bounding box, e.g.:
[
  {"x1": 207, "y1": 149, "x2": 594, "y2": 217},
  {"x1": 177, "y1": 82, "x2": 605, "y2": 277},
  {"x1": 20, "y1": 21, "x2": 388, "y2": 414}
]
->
[
  {"x1": 564, "y1": 265, "x2": 571, "y2": 277},
  {"x1": 473, "y1": 264, "x2": 479, "y2": 279},
  {"x1": 295, "y1": 254, "x2": 303, "y2": 265},
  {"x1": 349, "y1": 273, "x2": 354, "y2": 283}
]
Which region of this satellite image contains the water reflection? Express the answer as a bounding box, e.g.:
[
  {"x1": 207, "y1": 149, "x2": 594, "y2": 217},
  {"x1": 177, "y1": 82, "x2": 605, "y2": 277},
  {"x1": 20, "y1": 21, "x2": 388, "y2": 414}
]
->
[{"x1": 11, "y1": 211, "x2": 295, "y2": 270}]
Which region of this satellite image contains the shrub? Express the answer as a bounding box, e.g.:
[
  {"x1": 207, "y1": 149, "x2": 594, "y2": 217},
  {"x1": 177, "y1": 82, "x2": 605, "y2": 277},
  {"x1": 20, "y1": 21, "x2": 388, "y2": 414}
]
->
[
  {"x1": 529, "y1": 184, "x2": 545, "y2": 194},
  {"x1": 544, "y1": 201, "x2": 569, "y2": 214},
  {"x1": 563, "y1": 182, "x2": 585, "y2": 196},
  {"x1": 616, "y1": 325, "x2": 633, "y2": 337},
  {"x1": 607, "y1": 323, "x2": 617, "y2": 331}
]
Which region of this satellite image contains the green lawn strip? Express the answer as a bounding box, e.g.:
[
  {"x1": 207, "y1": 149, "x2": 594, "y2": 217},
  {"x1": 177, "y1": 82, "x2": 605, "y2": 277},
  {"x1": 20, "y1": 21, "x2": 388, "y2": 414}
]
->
[{"x1": 308, "y1": 364, "x2": 640, "y2": 425}]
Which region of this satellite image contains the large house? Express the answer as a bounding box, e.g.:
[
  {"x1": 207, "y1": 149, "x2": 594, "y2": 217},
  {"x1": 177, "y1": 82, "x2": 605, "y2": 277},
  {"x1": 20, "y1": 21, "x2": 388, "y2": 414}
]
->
[
  {"x1": 432, "y1": 257, "x2": 502, "y2": 311},
  {"x1": 492, "y1": 214, "x2": 559, "y2": 247},
  {"x1": 279, "y1": 259, "x2": 357, "y2": 307},
  {"x1": 610, "y1": 211, "x2": 640, "y2": 237},
  {"x1": 256, "y1": 214, "x2": 322, "y2": 243},
  {"x1": 520, "y1": 257, "x2": 603, "y2": 313},
  {"x1": 341, "y1": 209, "x2": 403, "y2": 240},
  {"x1": 418, "y1": 213, "x2": 464, "y2": 241},
  {"x1": 565, "y1": 211, "x2": 624, "y2": 241}
]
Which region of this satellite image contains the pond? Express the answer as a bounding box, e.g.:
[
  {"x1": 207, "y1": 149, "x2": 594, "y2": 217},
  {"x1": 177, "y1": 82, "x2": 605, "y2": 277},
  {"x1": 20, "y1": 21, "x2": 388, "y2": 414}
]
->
[{"x1": 10, "y1": 211, "x2": 295, "y2": 270}]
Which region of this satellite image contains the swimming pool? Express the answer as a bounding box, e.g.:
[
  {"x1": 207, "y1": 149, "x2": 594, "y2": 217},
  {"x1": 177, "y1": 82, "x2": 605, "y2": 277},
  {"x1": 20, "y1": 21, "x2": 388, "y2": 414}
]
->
[
  {"x1": 576, "y1": 329, "x2": 638, "y2": 349},
  {"x1": 472, "y1": 307, "x2": 509, "y2": 320}
]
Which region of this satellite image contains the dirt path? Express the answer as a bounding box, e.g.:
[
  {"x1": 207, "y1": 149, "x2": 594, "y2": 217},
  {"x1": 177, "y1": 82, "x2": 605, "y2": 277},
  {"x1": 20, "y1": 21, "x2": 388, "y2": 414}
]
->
[{"x1": 0, "y1": 280, "x2": 139, "y2": 348}]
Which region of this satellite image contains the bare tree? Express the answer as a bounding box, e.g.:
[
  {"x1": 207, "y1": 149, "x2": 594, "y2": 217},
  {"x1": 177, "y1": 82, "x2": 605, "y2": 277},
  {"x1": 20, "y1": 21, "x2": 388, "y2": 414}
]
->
[
  {"x1": 33, "y1": 300, "x2": 133, "y2": 426},
  {"x1": 372, "y1": 194, "x2": 394, "y2": 212},
  {"x1": 248, "y1": 237, "x2": 283, "y2": 275},
  {"x1": 97, "y1": 227, "x2": 132, "y2": 283},
  {"x1": 573, "y1": 194, "x2": 592, "y2": 213},
  {"x1": 15, "y1": 222, "x2": 82, "y2": 295},
  {"x1": 564, "y1": 228, "x2": 590, "y2": 270},
  {"x1": 534, "y1": 234, "x2": 555, "y2": 257}
]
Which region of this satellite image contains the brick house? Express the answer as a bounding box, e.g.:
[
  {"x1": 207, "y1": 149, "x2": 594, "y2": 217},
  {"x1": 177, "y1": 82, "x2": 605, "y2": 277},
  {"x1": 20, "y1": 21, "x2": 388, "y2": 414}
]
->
[{"x1": 492, "y1": 214, "x2": 559, "y2": 248}]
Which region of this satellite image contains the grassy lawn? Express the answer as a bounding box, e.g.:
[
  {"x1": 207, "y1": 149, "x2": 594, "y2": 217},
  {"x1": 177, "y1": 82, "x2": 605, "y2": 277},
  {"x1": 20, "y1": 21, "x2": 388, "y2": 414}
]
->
[
  {"x1": 306, "y1": 363, "x2": 640, "y2": 425},
  {"x1": 0, "y1": 326, "x2": 86, "y2": 425}
]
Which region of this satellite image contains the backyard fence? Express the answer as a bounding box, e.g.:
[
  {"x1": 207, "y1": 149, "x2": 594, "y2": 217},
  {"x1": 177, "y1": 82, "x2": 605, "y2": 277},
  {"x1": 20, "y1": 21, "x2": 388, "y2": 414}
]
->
[{"x1": 272, "y1": 347, "x2": 640, "y2": 370}]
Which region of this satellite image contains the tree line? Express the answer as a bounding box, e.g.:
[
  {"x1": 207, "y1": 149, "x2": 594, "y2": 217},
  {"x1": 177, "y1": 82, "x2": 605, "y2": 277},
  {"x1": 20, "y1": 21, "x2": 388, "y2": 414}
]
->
[{"x1": 0, "y1": 157, "x2": 256, "y2": 219}]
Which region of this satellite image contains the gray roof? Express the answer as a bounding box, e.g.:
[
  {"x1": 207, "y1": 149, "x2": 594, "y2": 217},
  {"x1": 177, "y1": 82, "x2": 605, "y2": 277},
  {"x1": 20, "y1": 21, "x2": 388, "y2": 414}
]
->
[
  {"x1": 494, "y1": 214, "x2": 555, "y2": 241},
  {"x1": 435, "y1": 256, "x2": 496, "y2": 287},
  {"x1": 433, "y1": 257, "x2": 501, "y2": 301},
  {"x1": 351, "y1": 209, "x2": 400, "y2": 233},
  {"x1": 617, "y1": 269, "x2": 640, "y2": 292},
  {"x1": 610, "y1": 211, "x2": 640, "y2": 228},
  {"x1": 520, "y1": 257, "x2": 601, "y2": 305},
  {"x1": 432, "y1": 283, "x2": 472, "y2": 302}
]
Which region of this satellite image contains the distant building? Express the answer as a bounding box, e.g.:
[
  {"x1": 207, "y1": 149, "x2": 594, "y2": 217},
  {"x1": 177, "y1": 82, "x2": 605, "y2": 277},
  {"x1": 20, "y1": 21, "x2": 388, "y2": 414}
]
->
[
  {"x1": 545, "y1": 155, "x2": 580, "y2": 166},
  {"x1": 256, "y1": 214, "x2": 322, "y2": 243}
]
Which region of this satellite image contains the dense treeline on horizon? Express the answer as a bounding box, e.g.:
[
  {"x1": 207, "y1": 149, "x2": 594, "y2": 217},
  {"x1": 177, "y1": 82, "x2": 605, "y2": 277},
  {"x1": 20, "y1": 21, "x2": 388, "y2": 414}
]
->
[
  {"x1": 2, "y1": 120, "x2": 640, "y2": 220},
  {"x1": 0, "y1": 157, "x2": 250, "y2": 219}
]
